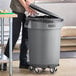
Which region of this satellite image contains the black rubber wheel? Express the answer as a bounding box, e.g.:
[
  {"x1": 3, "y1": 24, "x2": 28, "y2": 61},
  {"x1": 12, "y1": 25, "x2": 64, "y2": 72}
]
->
[
  {"x1": 29, "y1": 66, "x2": 34, "y2": 71},
  {"x1": 54, "y1": 68, "x2": 57, "y2": 71},
  {"x1": 34, "y1": 68, "x2": 41, "y2": 73},
  {"x1": 50, "y1": 68, "x2": 55, "y2": 74},
  {"x1": 42, "y1": 68, "x2": 46, "y2": 72}
]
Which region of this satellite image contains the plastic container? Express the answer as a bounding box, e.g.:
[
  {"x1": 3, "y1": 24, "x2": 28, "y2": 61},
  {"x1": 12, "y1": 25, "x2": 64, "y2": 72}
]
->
[{"x1": 28, "y1": 4, "x2": 63, "y2": 73}]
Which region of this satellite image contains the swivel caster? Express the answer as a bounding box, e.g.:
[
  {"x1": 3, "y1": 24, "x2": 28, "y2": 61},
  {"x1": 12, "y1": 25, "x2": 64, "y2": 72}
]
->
[
  {"x1": 34, "y1": 68, "x2": 42, "y2": 73},
  {"x1": 42, "y1": 68, "x2": 46, "y2": 72},
  {"x1": 50, "y1": 67, "x2": 57, "y2": 74},
  {"x1": 29, "y1": 66, "x2": 34, "y2": 71}
]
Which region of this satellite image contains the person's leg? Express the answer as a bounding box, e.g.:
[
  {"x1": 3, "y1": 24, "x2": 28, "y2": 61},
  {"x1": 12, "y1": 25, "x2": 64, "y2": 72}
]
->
[
  {"x1": 4, "y1": 15, "x2": 22, "y2": 58},
  {"x1": 2, "y1": 12, "x2": 22, "y2": 71},
  {"x1": 19, "y1": 14, "x2": 29, "y2": 68}
]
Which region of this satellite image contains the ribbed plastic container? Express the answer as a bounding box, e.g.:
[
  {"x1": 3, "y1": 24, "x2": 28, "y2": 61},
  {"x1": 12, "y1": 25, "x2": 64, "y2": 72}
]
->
[
  {"x1": 28, "y1": 15, "x2": 63, "y2": 67},
  {"x1": 28, "y1": 4, "x2": 64, "y2": 70}
]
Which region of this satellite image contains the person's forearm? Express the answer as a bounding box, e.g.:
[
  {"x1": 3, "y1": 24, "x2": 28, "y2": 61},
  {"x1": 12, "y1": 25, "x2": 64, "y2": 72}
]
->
[
  {"x1": 19, "y1": 0, "x2": 36, "y2": 15},
  {"x1": 19, "y1": 0, "x2": 29, "y2": 9}
]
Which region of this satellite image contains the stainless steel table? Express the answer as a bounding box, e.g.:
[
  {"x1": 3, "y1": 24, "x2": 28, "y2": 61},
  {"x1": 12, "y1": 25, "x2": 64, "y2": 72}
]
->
[{"x1": 0, "y1": 13, "x2": 17, "y2": 76}]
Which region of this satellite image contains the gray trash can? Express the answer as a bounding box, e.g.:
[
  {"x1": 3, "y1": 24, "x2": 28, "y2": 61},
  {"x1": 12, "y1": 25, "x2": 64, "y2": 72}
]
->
[{"x1": 28, "y1": 4, "x2": 63, "y2": 73}]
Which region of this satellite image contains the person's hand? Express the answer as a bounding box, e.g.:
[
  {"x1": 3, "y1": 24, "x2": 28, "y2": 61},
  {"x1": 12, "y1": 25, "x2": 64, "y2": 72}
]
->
[{"x1": 25, "y1": 1, "x2": 37, "y2": 15}]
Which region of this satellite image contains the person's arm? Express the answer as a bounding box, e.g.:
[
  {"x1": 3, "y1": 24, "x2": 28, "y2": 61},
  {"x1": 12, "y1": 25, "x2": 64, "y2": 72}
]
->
[
  {"x1": 19, "y1": 0, "x2": 36, "y2": 15},
  {"x1": 19, "y1": 0, "x2": 28, "y2": 9}
]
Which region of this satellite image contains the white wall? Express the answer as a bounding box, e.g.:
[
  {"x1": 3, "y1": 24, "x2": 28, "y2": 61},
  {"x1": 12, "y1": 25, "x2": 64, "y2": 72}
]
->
[
  {"x1": 0, "y1": 1, "x2": 76, "y2": 27},
  {"x1": 0, "y1": 0, "x2": 11, "y2": 11}
]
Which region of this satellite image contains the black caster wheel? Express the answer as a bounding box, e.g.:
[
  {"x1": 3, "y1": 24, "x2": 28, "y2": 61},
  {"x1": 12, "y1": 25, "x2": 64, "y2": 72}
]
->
[
  {"x1": 34, "y1": 68, "x2": 42, "y2": 73},
  {"x1": 50, "y1": 68, "x2": 57, "y2": 74},
  {"x1": 54, "y1": 68, "x2": 57, "y2": 71},
  {"x1": 50, "y1": 68, "x2": 55, "y2": 74},
  {"x1": 29, "y1": 66, "x2": 34, "y2": 71},
  {"x1": 42, "y1": 68, "x2": 46, "y2": 72}
]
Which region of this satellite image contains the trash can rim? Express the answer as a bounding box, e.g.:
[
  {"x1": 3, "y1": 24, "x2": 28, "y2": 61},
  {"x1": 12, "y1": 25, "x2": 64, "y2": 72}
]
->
[{"x1": 28, "y1": 17, "x2": 63, "y2": 22}]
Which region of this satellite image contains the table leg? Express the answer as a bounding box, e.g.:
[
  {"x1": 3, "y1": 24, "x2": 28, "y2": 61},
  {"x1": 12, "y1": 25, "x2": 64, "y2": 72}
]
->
[
  {"x1": 0, "y1": 18, "x2": 4, "y2": 59},
  {"x1": 0, "y1": 18, "x2": 2, "y2": 59},
  {"x1": 9, "y1": 18, "x2": 13, "y2": 76},
  {"x1": 1, "y1": 18, "x2": 4, "y2": 69}
]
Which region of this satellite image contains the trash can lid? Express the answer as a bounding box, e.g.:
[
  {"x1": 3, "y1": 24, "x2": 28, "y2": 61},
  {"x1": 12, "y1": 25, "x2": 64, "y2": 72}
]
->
[{"x1": 30, "y1": 4, "x2": 62, "y2": 19}]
